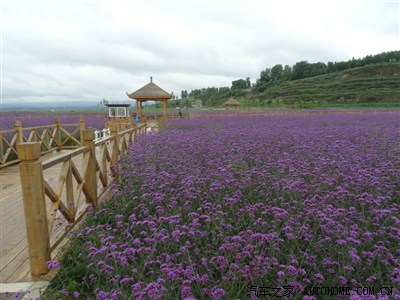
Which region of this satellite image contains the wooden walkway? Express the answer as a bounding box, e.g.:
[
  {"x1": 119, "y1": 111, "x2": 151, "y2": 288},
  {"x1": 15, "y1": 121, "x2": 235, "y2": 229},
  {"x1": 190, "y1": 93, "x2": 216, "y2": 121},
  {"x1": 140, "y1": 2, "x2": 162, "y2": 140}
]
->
[{"x1": 0, "y1": 149, "x2": 104, "y2": 285}]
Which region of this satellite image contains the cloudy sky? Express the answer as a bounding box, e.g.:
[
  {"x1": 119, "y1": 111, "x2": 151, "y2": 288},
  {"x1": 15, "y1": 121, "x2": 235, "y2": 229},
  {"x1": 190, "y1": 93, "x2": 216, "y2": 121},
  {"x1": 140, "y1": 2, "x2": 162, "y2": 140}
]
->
[{"x1": 1, "y1": 0, "x2": 399, "y2": 104}]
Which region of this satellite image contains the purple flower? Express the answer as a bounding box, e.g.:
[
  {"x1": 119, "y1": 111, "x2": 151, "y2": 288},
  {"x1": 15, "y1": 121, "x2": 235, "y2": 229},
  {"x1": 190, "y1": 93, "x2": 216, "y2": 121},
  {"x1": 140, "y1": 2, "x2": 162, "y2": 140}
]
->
[
  {"x1": 314, "y1": 273, "x2": 324, "y2": 283},
  {"x1": 211, "y1": 288, "x2": 225, "y2": 299},
  {"x1": 287, "y1": 265, "x2": 297, "y2": 275},
  {"x1": 338, "y1": 275, "x2": 347, "y2": 285},
  {"x1": 181, "y1": 286, "x2": 192, "y2": 298},
  {"x1": 46, "y1": 260, "x2": 61, "y2": 269}
]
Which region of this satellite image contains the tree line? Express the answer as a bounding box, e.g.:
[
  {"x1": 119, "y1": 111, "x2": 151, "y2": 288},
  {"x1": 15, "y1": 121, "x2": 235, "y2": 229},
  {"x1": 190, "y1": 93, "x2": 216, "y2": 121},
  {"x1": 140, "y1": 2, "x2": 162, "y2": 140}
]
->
[
  {"x1": 179, "y1": 50, "x2": 400, "y2": 107},
  {"x1": 254, "y1": 50, "x2": 400, "y2": 92}
]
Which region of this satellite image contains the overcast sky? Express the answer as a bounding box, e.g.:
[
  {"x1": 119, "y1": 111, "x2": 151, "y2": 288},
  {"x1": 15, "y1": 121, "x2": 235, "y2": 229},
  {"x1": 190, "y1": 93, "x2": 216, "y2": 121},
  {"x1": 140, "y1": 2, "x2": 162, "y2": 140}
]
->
[{"x1": 1, "y1": 0, "x2": 399, "y2": 104}]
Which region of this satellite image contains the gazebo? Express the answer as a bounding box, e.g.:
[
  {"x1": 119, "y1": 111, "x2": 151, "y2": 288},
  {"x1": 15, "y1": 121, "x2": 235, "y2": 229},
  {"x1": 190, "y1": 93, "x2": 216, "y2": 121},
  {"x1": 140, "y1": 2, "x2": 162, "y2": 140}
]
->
[
  {"x1": 126, "y1": 77, "x2": 172, "y2": 122},
  {"x1": 224, "y1": 98, "x2": 241, "y2": 110}
]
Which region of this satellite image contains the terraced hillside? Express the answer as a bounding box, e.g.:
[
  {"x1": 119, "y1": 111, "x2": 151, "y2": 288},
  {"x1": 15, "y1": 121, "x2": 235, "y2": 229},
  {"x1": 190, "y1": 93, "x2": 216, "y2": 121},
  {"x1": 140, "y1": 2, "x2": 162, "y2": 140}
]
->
[{"x1": 249, "y1": 62, "x2": 400, "y2": 106}]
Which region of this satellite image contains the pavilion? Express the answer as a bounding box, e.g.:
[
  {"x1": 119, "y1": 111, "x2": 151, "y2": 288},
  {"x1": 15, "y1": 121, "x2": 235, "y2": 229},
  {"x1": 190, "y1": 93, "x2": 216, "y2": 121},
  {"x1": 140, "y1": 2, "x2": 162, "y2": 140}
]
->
[
  {"x1": 126, "y1": 77, "x2": 172, "y2": 122},
  {"x1": 224, "y1": 98, "x2": 241, "y2": 110}
]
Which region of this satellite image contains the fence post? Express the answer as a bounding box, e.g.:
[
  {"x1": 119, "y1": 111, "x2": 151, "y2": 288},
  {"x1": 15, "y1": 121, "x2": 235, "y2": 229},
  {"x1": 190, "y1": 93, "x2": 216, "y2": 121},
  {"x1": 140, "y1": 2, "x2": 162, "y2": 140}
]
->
[
  {"x1": 79, "y1": 115, "x2": 85, "y2": 143},
  {"x1": 144, "y1": 120, "x2": 147, "y2": 135},
  {"x1": 133, "y1": 123, "x2": 138, "y2": 142},
  {"x1": 0, "y1": 134, "x2": 3, "y2": 164},
  {"x1": 81, "y1": 130, "x2": 97, "y2": 206},
  {"x1": 109, "y1": 123, "x2": 119, "y2": 178},
  {"x1": 54, "y1": 118, "x2": 62, "y2": 151},
  {"x1": 15, "y1": 120, "x2": 23, "y2": 144},
  {"x1": 17, "y1": 142, "x2": 51, "y2": 276}
]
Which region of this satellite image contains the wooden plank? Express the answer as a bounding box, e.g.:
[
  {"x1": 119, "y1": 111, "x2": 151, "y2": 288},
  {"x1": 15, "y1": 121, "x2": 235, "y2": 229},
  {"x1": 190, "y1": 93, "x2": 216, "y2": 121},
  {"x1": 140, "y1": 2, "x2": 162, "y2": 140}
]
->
[
  {"x1": 0, "y1": 193, "x2": 23, "y2": 216},
  {"x1": 47, "y1": 201, "x2": 60, "y2": 235},
  {"x1": 0, "y1": 245, "x2": 29, "y2": 282},
  {"x1": 74, "y1": 182, "x2": 84, "y2": 213},
  {"x1": 42, "y1": 147, "x2": 88, "y2": 170},
  {"x1": 81, "y1": 131, "x2": 97, "y2": 205},
  {"x1": 70, "y1": 159, "x2": 83, "y2": 184},
  {"x1": 0, "y1": 214, "x2": 26, "y2": 250},
  {"x1": 27, "y1": 130, "x2": 35, "y2": 142},
  {"x1": 58, "y1": 199, "x2": 74, "y2": 223},
  {"x1": 65, "y1": 164, "x2": 75, "y2": 220},
  {"x1": 44, "y1": 181, "x2": 59, "y2": 203},
  {"x1": 0, "y1": 238, "x2": 28, "y2": 274},
  {"x1": 55, "y1": 161, "x2": 69, "y2": 197}
]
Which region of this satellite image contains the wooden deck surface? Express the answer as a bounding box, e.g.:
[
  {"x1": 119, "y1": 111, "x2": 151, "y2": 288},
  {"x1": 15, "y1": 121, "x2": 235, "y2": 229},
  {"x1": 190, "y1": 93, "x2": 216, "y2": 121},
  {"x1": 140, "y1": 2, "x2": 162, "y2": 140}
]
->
[{"x1": 0, "y1": 149, "x2": 109, "y2": 284}]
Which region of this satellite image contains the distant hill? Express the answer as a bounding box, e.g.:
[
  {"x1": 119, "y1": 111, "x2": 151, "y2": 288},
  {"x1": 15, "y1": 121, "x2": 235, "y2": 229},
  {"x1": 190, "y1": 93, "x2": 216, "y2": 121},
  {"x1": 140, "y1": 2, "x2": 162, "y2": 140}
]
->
[
  {"x1": 169, "y1": 62, "x2": 400, "y2": 109},
  {"x1": 245, "y1": 62, "x2": 400, "y2": 107},
  {"x1": 174, "y1": 50, "x2": 400, "y2": 109}
]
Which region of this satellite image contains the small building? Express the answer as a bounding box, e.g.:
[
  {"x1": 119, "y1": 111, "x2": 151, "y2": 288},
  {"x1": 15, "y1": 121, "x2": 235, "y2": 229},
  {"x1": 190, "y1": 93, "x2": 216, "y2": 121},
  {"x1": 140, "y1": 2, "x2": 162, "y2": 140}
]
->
[
  {"x1": 224, "y1": 98, "x2": 241, "y2": 110},
  {"x1": 192, "y1": 99, "x2": 203, "y2": 110},
  {"x1": 105, "y1": 103, "x2": 131, "y2": 119},
  {"x1": 126, "y1": 77, "x2": 172, "y2": 122}
]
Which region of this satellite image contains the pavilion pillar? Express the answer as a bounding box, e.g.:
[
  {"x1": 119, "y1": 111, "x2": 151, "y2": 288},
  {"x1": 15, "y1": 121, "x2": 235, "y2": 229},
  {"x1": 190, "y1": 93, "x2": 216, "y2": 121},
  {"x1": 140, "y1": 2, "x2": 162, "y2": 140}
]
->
[
  {"x1": 163, "y1": 99, "x2": 167, "y2": 122},
  {"x1": 136, "y1": 100, "x2": 139, "y2": 116},
  {"x1": 140, "y1": 101, "x2": 143, "y2": 121}
]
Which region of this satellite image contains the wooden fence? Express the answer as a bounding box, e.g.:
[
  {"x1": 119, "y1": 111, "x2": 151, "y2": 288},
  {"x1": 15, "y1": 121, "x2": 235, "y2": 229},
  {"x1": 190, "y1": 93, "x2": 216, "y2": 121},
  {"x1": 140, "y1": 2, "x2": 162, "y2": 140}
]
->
[
  {"x1": 0, "y1": 116, "x2": 142, "y2": 168},
  {"x1": 0, "y1": 117, "x2": 85, "y2": 168},
  {"x1": 16, "y1": 122, "x2": 146, "y2": 276}
]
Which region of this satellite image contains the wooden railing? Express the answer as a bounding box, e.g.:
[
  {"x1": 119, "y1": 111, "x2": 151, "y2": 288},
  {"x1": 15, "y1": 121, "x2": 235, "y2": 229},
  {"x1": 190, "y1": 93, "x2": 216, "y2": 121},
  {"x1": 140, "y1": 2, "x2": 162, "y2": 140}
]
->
[
  {"x1": 0, "y1": 118, "x2": 84, "y2": 168},
  {"x1": 17, "y1": 123, "x2": 147, "y2": 276}
]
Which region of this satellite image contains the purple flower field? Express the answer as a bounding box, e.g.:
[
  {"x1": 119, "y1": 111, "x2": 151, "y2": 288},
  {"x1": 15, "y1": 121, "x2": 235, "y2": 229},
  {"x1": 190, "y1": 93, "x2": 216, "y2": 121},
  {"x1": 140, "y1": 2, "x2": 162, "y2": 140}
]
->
[{"x1": 45, "y1": 111, "x2": 400, "y2": 299}]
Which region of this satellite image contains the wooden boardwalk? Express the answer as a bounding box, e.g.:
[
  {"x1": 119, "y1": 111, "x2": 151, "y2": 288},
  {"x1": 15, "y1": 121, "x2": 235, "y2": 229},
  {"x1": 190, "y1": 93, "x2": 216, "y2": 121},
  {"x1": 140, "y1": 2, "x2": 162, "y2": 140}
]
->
[
  {"x1": 0, "y1": 149, "x2": 101, "y2": 285},
  {"x1": 0, "y1": 123, "x2": 151, "y2": 299}
]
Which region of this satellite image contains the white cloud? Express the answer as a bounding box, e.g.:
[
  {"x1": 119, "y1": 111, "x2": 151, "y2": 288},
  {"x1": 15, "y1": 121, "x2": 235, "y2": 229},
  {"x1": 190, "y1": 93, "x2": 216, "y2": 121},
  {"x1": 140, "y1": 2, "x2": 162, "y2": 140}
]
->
[{"x1": 1, "y1": 0, "x2": 399, "y2": 104}]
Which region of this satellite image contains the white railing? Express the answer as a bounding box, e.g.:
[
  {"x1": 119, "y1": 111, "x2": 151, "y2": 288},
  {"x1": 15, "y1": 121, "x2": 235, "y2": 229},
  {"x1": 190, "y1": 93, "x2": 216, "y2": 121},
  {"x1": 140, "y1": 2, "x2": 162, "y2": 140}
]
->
[{"x1": 94, "y1": 128, "x2": 110, "y2": 142}]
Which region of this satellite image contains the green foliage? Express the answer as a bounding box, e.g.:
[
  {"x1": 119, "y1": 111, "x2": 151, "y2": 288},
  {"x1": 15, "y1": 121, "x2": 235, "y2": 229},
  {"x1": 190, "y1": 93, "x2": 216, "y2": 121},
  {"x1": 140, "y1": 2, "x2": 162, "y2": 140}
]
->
[
  {"x1": 181, "y1": 90, "x2": 189, "y2": 98},
  {"x1": 178, "y1": 50, "x2": 399, "y2": 109},
  {"x1": 271, "y1": 64, "x2": 283, "y2": 81},
  {"x1": 257, "y1": 63, "x2": 400, "y2": 105},
  {"x1": 98, "y1": 98, "x2": 109, "y2": 108},
  {"x1": 252, "y1": 50, "x2": 399, "y2": 90},
  {"x1": 231, "y1": 79, "x2": 247, "y2": 90}
]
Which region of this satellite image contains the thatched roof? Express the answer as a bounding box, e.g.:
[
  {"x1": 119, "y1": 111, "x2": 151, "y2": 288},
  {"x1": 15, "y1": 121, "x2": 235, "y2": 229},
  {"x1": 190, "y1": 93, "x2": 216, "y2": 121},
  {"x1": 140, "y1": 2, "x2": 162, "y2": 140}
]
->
[
  {"x1": 224, "y1": 98, "x2": 240, "y2": 106},
  {"x1": 127, "y1": 77, "x2": 172, "y2": 100}
]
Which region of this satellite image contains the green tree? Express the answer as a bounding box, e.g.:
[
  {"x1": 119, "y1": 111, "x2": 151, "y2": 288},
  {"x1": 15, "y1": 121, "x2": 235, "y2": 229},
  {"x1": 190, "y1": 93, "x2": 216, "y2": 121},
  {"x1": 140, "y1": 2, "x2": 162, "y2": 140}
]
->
[
  {"x1": 282, "y1": 65, "x2": 292, "y2": 80},
  {"x1": 291, "y1": 61, "x2": 309, "y2": 80},
  {"x1": 271, "y1": 64, "x2": 283, "y2": 82},
  {"x1": 259, "y1": 68, "x2": 272, "y2": 83},
  {"x1": 98, "y1": 98, "x2": 109, "y2": 108},
  {"x1": 309, "y1": 62, "x2": 327, "y2": 77},
  {"x1": 181, "y1": 90, "x2": 188, "y2": 98},
  {"x1": 231, "y1": 79, "x2": 247, "y2": 90},
  {"x1": 246, "y1": 77, "x2": 251, "y2": 88}
]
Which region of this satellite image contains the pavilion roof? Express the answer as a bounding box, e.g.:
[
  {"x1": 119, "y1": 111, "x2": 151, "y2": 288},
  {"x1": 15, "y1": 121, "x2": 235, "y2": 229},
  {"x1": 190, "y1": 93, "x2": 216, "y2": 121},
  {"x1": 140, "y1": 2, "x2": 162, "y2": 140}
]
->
[
  {"x1": 224, "y1": 98, "x2": 241, "y2": 106},
  {"x1": 127, "y1": 77, "x2": 172, "y2": 100}
]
